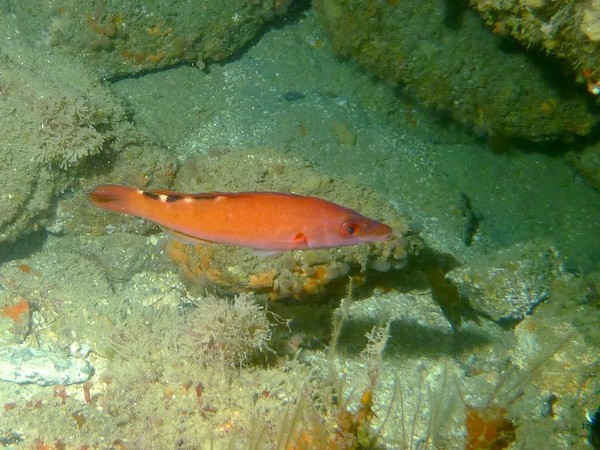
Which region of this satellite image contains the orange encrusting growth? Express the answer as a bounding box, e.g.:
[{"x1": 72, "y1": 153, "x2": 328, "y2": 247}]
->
[
  {"x1": 284, "y1": 386, "x2": 378, "y2": 450},
  {"x1": 1, "y1": 298, "x2": 30, "y2": 324},
  {"x1": 166, "y1": 242, "x2": 230, "y2": 288},
  {"x1": 465, "y1": 405, "x2": 516, "y2": 450},
  {"x1": 166, "y1": 240, "x2": 351, "y2": 300},
  {"x1": 248, "y1": 271, "x2": 277, "y2": 289}
]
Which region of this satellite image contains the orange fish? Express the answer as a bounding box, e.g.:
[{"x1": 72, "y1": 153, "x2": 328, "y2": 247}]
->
[{"x1": 87, "y1": 184, "x2": 392, "y2": 252}]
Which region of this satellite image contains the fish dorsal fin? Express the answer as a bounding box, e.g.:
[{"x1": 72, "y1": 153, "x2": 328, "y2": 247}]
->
[
  {"x1": 147, "y1": 190, "x2": 301, "y2": 202},
  {"x1": 145, "y1": 190, "x2": 231, "y2": 203},
  {"x1": 189, "y1": 191, "x2": 300, "y2": 200},
  {"x1": 190, "y1": 192, "x2": 230, "y2": 200},
  {"x1": 142, "y1": 189, "x2": 188, "y2": 203}
]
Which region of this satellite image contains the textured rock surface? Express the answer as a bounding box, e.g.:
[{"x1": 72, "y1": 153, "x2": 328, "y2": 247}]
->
[
  {"x1": 0, "y1": 29, "x2": 121, "y2": 243},
  {"x1": 0, "y1": 346, "x2": 92, "y2": 386},
  {"x1": 447, "y1": 240, "x2": 562, "y2": 322},
  {"x1": 0, "y1": 16, "x2": 176, "y2": 245},
  {"x1": 566, "y1": 141, "x2": 600, "y2": 192},
  {"x1": 314, "y1": 0, "x2": 599, "y2": 141},
  {"x1": 6, "y1": 0, "x2": 292, "y2": 78},
  {"x1": 470, "y1": 0, "x2": 600, "y2": 97}
]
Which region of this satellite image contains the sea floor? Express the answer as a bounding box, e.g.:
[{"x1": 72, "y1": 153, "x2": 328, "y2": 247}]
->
[{"x1": 0, "y1": 9, "x2": 599, "y2": 450}]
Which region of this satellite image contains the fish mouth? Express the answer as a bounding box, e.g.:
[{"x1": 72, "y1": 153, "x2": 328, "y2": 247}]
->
[
  {"x1": 363, "y1": 223, "x2": 392, "y2": 242},
  {"x1": 381, "y1": 224, "x2": 393, "y2": 239}
]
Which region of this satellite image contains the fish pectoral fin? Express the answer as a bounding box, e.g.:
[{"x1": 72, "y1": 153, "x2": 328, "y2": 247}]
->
[
  {"x1": 292, "y1": 232, "x2": 308, "y2": 246},
  {"x1": 161, "y1": 227, "x2": 216, "y2": 246}
]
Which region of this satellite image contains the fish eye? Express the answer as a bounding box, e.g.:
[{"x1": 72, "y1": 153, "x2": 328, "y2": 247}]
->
[{"x1": 340, "y1": 221, "x2": 359, "y2": 236}]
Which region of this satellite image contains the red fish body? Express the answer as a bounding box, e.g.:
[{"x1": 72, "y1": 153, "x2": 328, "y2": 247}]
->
[{"x1": 87, "y1": 184, "x2": 392, "y2": 251}]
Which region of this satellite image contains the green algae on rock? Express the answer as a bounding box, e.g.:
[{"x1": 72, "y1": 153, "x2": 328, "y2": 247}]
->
[
  {"x1": 0, "y1": 15, "x2": 177, "y2": 245},
  {"x1": 8, "y1": 0, "x2": 293, "y2": 78},
  {"x1": 471, "y1": 0, "x2": 600, "y2": 98},
  {"x1": 0, "y1": 35, "x2": 124, "y2": 243},
  {"x1": 314, "y1": 0, "x2": 599, "y2": 141}
]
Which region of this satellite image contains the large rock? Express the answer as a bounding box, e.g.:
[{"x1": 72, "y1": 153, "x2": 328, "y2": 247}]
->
[
  {"x1": 7, "y1": 0, "x2": 293, "y2": 78},
  {"x1": 0, "y1": 27, "x2": 122, "y2": 243},
  {"x1": 314, "y1": 0, "x2": 599, "y2": 141},
  {"x1": 163, "y1": 148, "x2": 418, "y2": 301},
  {"x1": 0, "y1": 346, "x2": 93, "y2": 386},
  {"x1": 0, "y1": 17, "x2": 176, "y2": 245},
  {"x1": 447, "y1": 240, "x2": 561, "y2": 322},
  {"x1": 470, "y1": 0, "x2": 600, "y2": 97}
]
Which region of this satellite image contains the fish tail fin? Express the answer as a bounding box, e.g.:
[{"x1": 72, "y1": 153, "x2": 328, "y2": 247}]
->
[{"x1": 87, "y1": 184, "x2": 141, "y2": 214}]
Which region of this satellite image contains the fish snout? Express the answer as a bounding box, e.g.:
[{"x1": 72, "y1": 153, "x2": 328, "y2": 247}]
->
[
  {"x1": 349, "y1": 219, "x2": 392, "y2": 243},
  {"x1": 370, "y1": 222, "x2": 393, "y2": 242}
]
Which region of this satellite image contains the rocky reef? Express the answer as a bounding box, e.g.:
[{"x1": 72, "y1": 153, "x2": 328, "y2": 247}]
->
[
  {"x1": 0, "y1": 3, "x2": 599, "y2": 448},
  {"x1": 7, "y1": 0, "x2": 293, "y2": 78},
  {"x1": 447, "y1": 240, "x2": 561, "y2": 322},
  {"x1": 311, "y1": 0, "x2": 600, "y2": 189},
  {"x1": 0, "y1": 15, "x2": 176, "y2": 246},
  {"x1": 313, "y1": 0, "x2": 599, "y2": 142},
  {"x1": 470, "y1": 0, "x2": 600, "y2": 98}
]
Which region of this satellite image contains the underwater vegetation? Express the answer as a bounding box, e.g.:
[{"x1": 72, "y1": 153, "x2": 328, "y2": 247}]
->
[
  {"x1": 3, "y1": 242, "x2": 596, "y2": 449},
  {"x1": 0, "y1": 27, "x2": 123, "y2": 243},
  {"x1": 181, "y1": 293, "x2": 274, "y2": 367},
  {"x1": 0, "y1": 272, "x2": 397, "y2": 448},
  {"x1": 1, "y1": 134, "x2": 597, "y2": 448}
]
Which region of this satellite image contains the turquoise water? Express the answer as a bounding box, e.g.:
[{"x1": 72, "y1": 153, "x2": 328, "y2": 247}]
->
[{"x1": 0, "y1": 3, "x2": 599, "y2": 449}]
